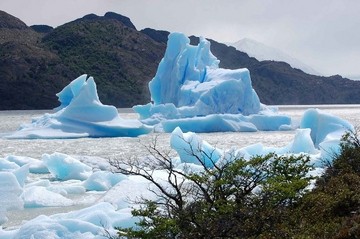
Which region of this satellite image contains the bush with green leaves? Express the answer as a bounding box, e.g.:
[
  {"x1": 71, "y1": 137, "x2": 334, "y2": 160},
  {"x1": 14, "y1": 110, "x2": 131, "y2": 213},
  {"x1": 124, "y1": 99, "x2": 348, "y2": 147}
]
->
[
  {"x1": 111, "y1": 139, "x2": 314, "y2": 239},
  {"x1": 291, "y1": 130, "x2": 360, "y2": 239}
]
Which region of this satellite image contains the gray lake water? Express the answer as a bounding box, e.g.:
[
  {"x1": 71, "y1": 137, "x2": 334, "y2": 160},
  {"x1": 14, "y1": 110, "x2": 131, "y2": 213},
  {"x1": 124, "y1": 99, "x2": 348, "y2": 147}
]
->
[{"x1": 1, "y1": 105, "x2": 359, "y2": 160}]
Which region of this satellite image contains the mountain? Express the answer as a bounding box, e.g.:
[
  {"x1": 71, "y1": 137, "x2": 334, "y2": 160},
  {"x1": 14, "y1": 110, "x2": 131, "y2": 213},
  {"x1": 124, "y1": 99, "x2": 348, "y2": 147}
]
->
[
  {"x1": 229, "y1": 38, "x2": 320, "y2": 75},
  {"x1": 41, "y1": 13, "x2": 165, "y2": 108},
  {"x1": 30, "y1": 25, "x2": 54, "y2": 34},
  {"x1": 1, "y1": 10, "x2": 360, "y2": 110},
  {"x1": 0, "y1": 10, "x2": 71, "y2": 109},
  {"x1": 0, "y1": 11, "x2": 165, "y2": 110}
]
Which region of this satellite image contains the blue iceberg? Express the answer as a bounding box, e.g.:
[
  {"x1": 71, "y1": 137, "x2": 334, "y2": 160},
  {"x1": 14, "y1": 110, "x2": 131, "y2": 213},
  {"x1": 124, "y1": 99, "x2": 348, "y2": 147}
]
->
[
  {"x1": 171, "y1": 108, "x2": 353, "y2": 170},
  {"x1": 6, "y1": 75, "x2": 152, "y2": 139},
  {"x1": 134, "y1": 32, "x2": 291, "y2": 132},
  {"x1": 300, "y1": 108, "x2": 354, "y2": 160}
]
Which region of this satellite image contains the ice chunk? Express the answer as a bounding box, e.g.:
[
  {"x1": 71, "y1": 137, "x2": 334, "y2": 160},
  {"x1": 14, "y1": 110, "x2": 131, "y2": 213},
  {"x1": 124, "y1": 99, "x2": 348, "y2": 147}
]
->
[
  {"x1": 162, "y1": 113, "x2": 291, "y2": 133},
  {"x1": 0, "y1": 158, "x2": 19, "y2": 171},
  {"x1": 55, "y1": 74, "x2": 87, "y2": 111},
  {"x1": 83, "y1": 171, "x2": 127, "y2": 191},
  {"x1": 5, "y1": 155, "x2": 49, "y2": 173},
  {"x1": 0, "y1": 172, "x2": 24, "y2": 216},
  {"x1": 300, "y1": 108, "x2": 354, "y2": 160},
  {"x1": 12, "y1": 165, "x2": 29, "y2": 187},
  {"x1": 9, "y1": 214, "x2": 100, "y2": 239},
  {"x1": 42, "y1": 153, "x2": 92, "y2": 181},
  {"x1": 134, "y1": 32, "x2": 291, "y2": 132},
  {"x1": 101, "y1": 176, "x2": 157, "y2": 209},
  {"x1": 300, "y1": 108, "x2": 354, "y2": 147},
  {"x1": 285, "y1": 128, "x2": 318, "y2": 154},
  {"x1": 22, "y1": 186, "x2": 73, "y2": 207},
  {"x1": 7, "y1": 75, "x2": 152, "y2": 139},
  {"x1": 170, "y1": 127, "x2": 221, "y2": 168},
  {"x1": 47, "y1": 184, "x2": 86, "y2": 195}
]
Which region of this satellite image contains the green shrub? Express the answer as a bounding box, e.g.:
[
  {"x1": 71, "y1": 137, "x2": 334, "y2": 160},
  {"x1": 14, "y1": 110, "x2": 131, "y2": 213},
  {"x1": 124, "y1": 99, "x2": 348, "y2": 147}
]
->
[{"x1": 111, "y1": 141, "x2": 313, "y2": 239}]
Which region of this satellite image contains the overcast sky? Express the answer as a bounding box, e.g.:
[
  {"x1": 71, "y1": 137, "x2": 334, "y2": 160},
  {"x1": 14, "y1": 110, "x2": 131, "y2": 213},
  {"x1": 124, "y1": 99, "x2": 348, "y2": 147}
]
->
[{"x1": 1, "y1": 0, "x2": 359, "y2": 77}]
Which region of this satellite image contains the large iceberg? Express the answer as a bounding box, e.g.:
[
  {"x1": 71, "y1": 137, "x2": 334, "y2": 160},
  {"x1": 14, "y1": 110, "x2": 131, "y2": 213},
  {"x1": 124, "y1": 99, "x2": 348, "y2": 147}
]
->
[
  {"x1": 134, "y1": 32, "x2": 291, "y2": 132},
  {"x1": 7, "y1": 75, "x2": 152, "y2": 139}
]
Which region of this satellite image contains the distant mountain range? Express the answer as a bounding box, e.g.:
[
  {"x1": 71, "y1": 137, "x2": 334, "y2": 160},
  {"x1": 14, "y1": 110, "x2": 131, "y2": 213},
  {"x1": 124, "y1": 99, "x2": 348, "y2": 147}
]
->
[
  {"x1": 228, "y1": 38, "x2": 320, "y2": 75},
  {"x1": 1, "y1": 10, "x2": 360, "y2": 110}
]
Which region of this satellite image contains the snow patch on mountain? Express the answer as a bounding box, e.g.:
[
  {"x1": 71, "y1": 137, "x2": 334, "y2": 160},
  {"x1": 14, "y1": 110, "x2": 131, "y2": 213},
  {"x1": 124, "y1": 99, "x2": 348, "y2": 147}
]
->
[{"x1": 229, "y1": 38, "x2": 320, "y2": 76}]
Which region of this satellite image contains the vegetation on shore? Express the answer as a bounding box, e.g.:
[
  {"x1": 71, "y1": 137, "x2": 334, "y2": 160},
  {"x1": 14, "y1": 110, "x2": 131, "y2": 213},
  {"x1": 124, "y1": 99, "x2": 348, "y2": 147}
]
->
[{"x1": 111, "y1": 131, "x2": 360, "y2": 238}]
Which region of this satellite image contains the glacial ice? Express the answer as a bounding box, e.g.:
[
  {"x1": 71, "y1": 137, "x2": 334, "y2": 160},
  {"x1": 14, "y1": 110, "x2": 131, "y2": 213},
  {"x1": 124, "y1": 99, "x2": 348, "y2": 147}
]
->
[
  {"x1": 5, "y1": 155, "x2": 49, "y2": 174},
  {"x1": 301, "y1": 108, "x2": 353, "y2": 147},
  {"x1": 6, "y1": 75, "x2": 152, "y2": 139},
  {"x1": 83, "y1": 171, "x2": 127, "y2": 191},
  {"x1": 0, "y1": 171, "x2": 25, "y2": 225},
  {"x1": 42, "y1": 153, "x2": 92, "y2": 181},
  {"x1": 134, "y1": 32, "x2": 292, "y2": 132},
  {"x1": 172, "y1": 108, "x2": 352, "y2": 169},
  {"x1": 22, "y1": 186, "x2": 74, "y2": 208},
  {"x1": 1, "y1": 203, "x2": 139, "y2": 239},
  {"x1": 170, "y1": 127, "x2": 222, "y2": 168}
]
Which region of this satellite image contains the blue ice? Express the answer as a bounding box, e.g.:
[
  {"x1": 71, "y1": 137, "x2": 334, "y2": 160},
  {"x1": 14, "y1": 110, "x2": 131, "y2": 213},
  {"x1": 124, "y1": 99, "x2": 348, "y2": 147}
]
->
[{"x1": 134, "y1": 33, "x2": 292, "y2": 132}]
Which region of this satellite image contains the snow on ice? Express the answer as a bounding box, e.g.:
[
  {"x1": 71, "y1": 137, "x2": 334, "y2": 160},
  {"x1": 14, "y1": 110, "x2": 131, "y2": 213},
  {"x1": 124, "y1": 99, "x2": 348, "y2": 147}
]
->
[{"x1": 6, "y1": 75, "x2": 152, "y2": 139}]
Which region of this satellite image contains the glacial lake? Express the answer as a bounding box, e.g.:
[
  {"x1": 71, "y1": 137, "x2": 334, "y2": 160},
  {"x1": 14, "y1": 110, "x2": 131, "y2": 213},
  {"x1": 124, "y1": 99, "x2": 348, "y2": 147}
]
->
[
  {"x1": 1, "y1": 105, "x2": 359, "y2": 159},
  {"x1": 0, "y1": 104, "x2": 359, "y2": 229}
]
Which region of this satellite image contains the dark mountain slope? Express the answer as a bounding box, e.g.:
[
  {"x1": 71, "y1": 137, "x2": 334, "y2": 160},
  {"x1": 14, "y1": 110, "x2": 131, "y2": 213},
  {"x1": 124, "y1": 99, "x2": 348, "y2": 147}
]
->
[
  {"x1": 0, "y1": 11, "x2": 71, "y2": 109},
  {"x1": 0, "y1": 12, "x2": 164, "y2": 109},
  {"x1": 30, "y1": 25, "x2": 54, "y2": 34},
  {"x1": 42, "y1": 15, "x2": 165, "y2": 107}
]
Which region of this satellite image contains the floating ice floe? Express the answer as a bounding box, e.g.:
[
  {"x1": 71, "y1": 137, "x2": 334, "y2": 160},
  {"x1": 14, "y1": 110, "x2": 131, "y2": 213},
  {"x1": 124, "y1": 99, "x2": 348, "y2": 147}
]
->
[
  {"x1": 42, "y1": 153, "x2": 93, "y2": 181},
  {"x1": 0, "y1": 167, "x2": 28, "y2": 225},
  {"x1": 166, "y1": 108, "x2": 353, "y2": 171},
  {"x1": 6, "y1": 75, "x2": 152, "y2": 139},
  {"x1": 134, "y1": 32, "x2": 292, "y2": 132},
  {"x1": 83, "y1": 171, "x2": 127, "y2": 191}
]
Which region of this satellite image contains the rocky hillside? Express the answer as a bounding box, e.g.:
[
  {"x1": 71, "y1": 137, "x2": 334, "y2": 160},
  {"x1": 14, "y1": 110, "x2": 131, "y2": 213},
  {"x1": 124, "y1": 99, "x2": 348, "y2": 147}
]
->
[
  {"x1": 0, "y1": 11, "x2": 164, "y2": 109},
  {"x1": 1, "y1": 11, "x2": 360, "y2": 110}
]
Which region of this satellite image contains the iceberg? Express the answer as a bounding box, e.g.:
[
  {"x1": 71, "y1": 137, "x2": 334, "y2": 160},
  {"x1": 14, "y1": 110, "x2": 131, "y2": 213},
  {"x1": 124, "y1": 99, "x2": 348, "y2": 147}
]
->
[
  {"x1": 4, "y1": 155, "x2": 48, "y2": 174},
  {"x1": 170, "y1": 108, "x2": 353, "y2": 169},
  {"x1": 170, "y1": 127, "x2": 221, "y2": 168},
  {"x1": 83, "y1": 171, "x2": 127, "y2": 191},
  {"x1": 22, "y1": 186, "x2": 74, "y2": 208},
  {"x1": 42, "y1": 153, "x2": 92, "y2": 181},
  {"x1": 300, "y1": 108, "x2": 354, "y2": 160},
  {"x1": 6, "y1": 75, "x2": 152, "y2": 139},
  {"x1": 5, "y1": 203, "x2": 136, "y2": 239},
  {"x1": 0, "y1": 171, "x2": 25, "y2": 225},
  {"x1": 134, "y1": 32, "x2": 291, "y2": 132}
]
